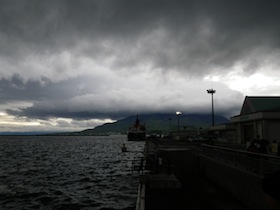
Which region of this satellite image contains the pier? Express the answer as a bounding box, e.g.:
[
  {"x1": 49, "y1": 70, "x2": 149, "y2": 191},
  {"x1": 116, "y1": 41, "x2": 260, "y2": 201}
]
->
[{"x1": 135, "y1": 139, "x2": 280, "y2": 210}]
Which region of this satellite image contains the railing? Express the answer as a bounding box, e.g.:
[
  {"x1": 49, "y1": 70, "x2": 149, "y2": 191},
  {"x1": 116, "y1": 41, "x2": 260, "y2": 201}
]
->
[
  {"x1": 201, "y1": 144, "x2": 280, "y2": 175},
  {"x1": 135, "y1": 182, "x2": 145, "y2": 210}
]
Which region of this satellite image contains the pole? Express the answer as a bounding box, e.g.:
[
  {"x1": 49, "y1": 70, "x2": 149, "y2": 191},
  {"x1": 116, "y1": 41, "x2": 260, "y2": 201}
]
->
[
  {"x1": 177, "y1": 115, "x2": 179, "y2": 132},
  {"x1": 207, "y1": 89, "x2": 216, "y2": 126},
  {"x1": 176, "y1": 111, "x2": 182, "y2": 133},
  {"x1": 211, "y1": 93, "x2": 214, "y2": 126}
]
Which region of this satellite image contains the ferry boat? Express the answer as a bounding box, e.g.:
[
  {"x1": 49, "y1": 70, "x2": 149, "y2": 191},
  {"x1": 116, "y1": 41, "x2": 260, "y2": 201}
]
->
[{"x1": 127, "y1": 115, "x2": 146, "y2": 141}]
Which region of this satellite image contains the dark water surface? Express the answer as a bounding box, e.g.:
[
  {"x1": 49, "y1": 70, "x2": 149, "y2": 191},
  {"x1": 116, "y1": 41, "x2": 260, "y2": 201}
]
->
[{"x1": 0, "y1": 135, "x2": 144, "y2": 209}]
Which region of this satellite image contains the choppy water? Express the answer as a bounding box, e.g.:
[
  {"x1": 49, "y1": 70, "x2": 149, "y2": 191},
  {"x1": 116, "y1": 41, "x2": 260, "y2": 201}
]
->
[{"x1": 0, "y1": 135, "x2": 144, "y2": 210}]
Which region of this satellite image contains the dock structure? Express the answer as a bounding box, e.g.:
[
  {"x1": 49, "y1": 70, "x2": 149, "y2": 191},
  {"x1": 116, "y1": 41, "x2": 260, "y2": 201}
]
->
[{"x1": 136, "y1": 138, "x2": 280, "y2": 210}]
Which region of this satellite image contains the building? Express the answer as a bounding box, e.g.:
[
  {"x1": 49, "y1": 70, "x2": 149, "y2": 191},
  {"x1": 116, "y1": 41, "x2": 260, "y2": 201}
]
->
[
  {"x1": 211, "y1": 96, "x2": 280, "y2": 144},
  {"x1": 231, "y1": 96, "x2": 280, "y2": 143}
]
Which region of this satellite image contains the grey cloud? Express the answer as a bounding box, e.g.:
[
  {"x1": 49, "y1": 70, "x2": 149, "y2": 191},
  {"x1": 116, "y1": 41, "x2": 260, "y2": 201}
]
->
[
  {"x1": 5, "y1": 75, "x2": 243, "y2": 121},
  {"x1": 0, "y1": 74, "x2": 97, "y2": 102},
  {"x1": 0, "y1": 0, "x2": 279, "y2": 129},
  {"x1": 1, "y1": 0, "x2": 280, "y2": 76}
]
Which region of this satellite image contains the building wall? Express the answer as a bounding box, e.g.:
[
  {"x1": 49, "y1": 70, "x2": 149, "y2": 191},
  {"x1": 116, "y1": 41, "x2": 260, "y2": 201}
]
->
[
  {"x1": 267, "y1": 120, "x2": 280, "y2": 141},
  {"x1": 241, "y1": 123, "x2": 254, "y2": 143},
  {"x1": 200, "y1": 156, "x2": 267, "y2": 210},
  {"x1": 256, "y1": 120, "x2": 264, "y2": 138},
  {"x1": 235, "y1": 119, "x2": 273, "y2": 143},
  {"x1": 236, "y1": 123, "x2": 242, "y2": 143}
]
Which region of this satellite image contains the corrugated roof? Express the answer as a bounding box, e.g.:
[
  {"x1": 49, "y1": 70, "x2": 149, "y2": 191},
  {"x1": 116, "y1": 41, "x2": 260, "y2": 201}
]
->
[{"x1": 240, "y1": 96, "x2": 280, "y2": 115}]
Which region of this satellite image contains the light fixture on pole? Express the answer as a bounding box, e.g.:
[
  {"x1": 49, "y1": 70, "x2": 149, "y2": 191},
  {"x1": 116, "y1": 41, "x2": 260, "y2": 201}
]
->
[
  {"x1": 176, "y1": 111, "x2": 182, "y2": 132},
  {"x1": 207, "y1": 89, "x2": 216, "y2": 126}
]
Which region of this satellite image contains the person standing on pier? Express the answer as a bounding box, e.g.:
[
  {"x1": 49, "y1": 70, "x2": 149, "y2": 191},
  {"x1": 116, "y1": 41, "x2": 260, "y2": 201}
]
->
[
  {"x1": 270, "y1": 140, "x2": 278, "y2": 155},
  {"x1": 257, "y1": 136, "x2": 269, "y2": 155},
  {"x1": 278, "y1": 142, "x2": 280, "y2": 156},
  {"x1": 247, "y1": 139, "x2": 258, "y2": 153}
]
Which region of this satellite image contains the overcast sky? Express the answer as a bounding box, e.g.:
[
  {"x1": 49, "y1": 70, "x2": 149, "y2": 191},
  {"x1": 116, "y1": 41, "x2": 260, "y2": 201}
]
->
[{"x1": 0, "y1": 0, "x2": 280, "y2": 132}]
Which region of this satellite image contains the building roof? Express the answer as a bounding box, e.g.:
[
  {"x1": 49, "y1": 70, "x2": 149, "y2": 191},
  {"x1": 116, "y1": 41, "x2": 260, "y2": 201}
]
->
[{"x1": 240, "y1": 96, "x2": 280, "y2": 115}]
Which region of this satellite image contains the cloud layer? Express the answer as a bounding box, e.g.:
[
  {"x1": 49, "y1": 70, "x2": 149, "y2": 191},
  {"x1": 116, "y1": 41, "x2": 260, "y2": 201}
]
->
[{"x1": 0, "y1": 0, "x2": 280, "y2": 131}]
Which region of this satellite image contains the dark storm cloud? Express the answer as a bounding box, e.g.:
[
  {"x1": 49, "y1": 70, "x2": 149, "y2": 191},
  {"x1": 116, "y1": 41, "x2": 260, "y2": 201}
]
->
[
  {"x1": 1, "y1": 0, "x2": 280, "y2": 73},
  {"x1": 1, "y1": 0, "x2": 280, "y2": 124},
  {"x1": 2, "y1": 73, "x2": 149, "y2": 120},
  {"x1": 8, "y1": 106, "x2": 130, "y2": 120},
  {"x1": 1, "y1": 74, "x2": 119, "y2": 120},
  {"x1": 0, "y1": 74, "x2": 94, "y2": 102}
]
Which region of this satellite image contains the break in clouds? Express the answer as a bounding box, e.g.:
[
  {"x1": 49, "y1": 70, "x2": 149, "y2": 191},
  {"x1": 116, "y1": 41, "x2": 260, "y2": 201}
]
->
[{"x1": 0, "y1": 0, "x2": 280, "y2": 131}]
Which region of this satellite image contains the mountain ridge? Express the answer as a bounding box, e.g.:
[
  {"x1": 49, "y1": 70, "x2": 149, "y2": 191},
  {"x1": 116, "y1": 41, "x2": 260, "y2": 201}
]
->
[
  {"x1": 0, "y1": 113, "x2": 229, "y2": 136},
  {"x1": 74, "y1": 113, "x2": 229, "y2": 136}
]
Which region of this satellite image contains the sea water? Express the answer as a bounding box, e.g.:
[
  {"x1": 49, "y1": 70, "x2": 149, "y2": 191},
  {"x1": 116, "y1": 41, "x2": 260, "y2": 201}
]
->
[{"x1": 0, "y1": 135, "x2": 144, "y2": 209}]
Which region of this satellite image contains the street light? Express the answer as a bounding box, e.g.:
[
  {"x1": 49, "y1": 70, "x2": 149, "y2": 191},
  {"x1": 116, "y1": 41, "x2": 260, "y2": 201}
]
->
[
  {"x1": 207, "y1": 89, "x2": 216, "y2": 126},
  {"x1": 176, "y1": 111, "x2": 182, "y2": 132}
]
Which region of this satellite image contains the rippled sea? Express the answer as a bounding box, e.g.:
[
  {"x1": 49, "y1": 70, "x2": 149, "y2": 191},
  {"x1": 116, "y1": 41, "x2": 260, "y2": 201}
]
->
[{"x1": 0, "y1": 135, "x2": 144, "y2": 210}]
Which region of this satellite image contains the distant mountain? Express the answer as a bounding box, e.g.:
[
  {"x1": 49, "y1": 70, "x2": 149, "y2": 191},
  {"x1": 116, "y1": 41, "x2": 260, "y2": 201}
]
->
[
  {"x1": 0, "y1": 131, "x2": 52, "y2": 136},
  {"x1": 75, "y1": 113, "x2": 229, "y2": 136}
]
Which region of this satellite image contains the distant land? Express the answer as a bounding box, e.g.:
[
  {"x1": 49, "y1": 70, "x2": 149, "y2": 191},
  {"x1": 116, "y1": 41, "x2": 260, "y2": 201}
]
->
[
  {"x1": 0, "y1": 113, "x2": 229, "y2": 136},
  {"x1": 46, "y1": 113, "x2": 229, "y2": 136},
  {"x1": 0, "y1": 131, "x2": 51, "y2": 136}
]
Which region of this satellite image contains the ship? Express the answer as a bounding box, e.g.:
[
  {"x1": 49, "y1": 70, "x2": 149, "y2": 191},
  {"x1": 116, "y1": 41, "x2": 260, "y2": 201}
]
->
[{"x1": 127, "y1": 115, "x2": 146, "y2": 141}]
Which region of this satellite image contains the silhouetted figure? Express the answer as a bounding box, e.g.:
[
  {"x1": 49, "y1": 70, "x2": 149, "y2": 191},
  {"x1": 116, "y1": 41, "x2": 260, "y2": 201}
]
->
[
  {"x1": 121, "y1": 143, "x2": 127, "y2": 153},
  {"x1": 278, "y1": 142, "x2": 280, "y2": 157},
  {"x1": 258, "y1": 138, "x2": 269, "y2": 154},
  {"x1": 247, "y1": 139, "x2": 258, "y2": 153},
  {"x1": 247, "y1": 139, "x2": 259, "y2": 159},
  {"x1": 254, "y1": 135, "x2": 261, "y2": 149},
  {"x1": 271, "y1": 140, "x2": 278, "y2": 155},
  {"x1": 245, "y1": 138, "x2": 251, "y2": 150}
]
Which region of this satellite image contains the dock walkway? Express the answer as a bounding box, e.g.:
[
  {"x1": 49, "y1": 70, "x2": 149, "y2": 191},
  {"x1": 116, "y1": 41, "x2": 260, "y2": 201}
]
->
[
  {"x1": 138, "y1": 139, "x2": 280, "y2": 210},
  {"x1": 145, "y1": 168, "x2": 250, "y2": 210}
]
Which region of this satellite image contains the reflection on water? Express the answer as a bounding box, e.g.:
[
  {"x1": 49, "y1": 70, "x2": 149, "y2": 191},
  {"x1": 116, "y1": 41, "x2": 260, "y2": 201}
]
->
[{"x1": 0, "y1": 135, "x2": 144, "y2": 209}]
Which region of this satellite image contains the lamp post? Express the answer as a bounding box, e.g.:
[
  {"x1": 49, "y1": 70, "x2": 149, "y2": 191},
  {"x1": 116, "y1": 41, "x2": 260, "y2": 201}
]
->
[
  {"x1": 176, "y1": 111, "x2": 182, "y2": 132},
  {"x1": 207, "y1": 89, "x2": 216, "y2": 126}
]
